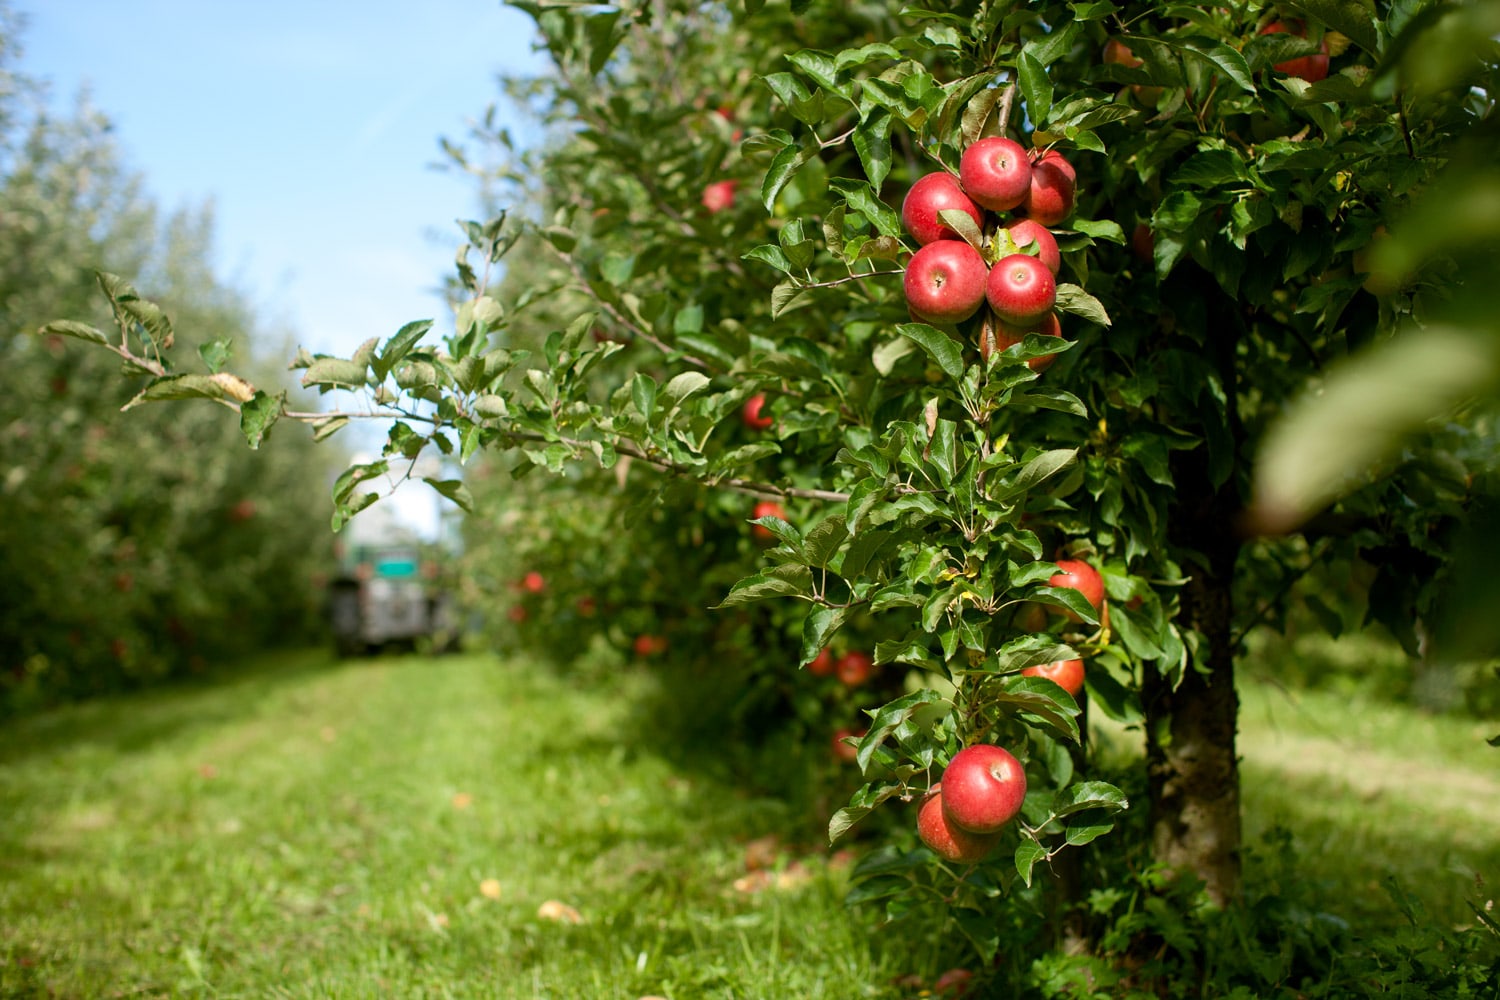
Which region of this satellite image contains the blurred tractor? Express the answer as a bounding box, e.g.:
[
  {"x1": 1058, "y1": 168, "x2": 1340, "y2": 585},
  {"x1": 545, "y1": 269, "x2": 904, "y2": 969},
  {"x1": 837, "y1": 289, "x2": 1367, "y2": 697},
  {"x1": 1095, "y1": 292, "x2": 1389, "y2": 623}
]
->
[{"x1": 327, "y1": 505, "x2": 457, "y2": 656}]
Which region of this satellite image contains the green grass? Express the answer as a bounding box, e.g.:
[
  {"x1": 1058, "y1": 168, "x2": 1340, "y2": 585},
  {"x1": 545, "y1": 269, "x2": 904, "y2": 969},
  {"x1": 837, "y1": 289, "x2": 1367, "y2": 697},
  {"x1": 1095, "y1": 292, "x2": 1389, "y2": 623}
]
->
[
  {"x1": 0, "y1": 650, "x2": 903, "y2": 999},
  {"x1": 2, "y1": 648, "x2": 1496, "y2": 998},
  {"x1": 1237, "y1": 678, "x2": 1500, "y2": 924}
]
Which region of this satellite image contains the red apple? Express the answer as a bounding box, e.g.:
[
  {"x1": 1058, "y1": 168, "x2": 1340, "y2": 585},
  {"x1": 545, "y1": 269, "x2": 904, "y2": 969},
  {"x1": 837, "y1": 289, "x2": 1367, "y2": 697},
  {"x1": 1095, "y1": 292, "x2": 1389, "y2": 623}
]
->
[
  {"x1": 901, "y1": 172, "x2": 983, "y2": 246},
  {"x1": 984, "y1": 312, "x2": 1063, "y2": 372},
  {"x1": 1103, "y1": 38, "x2": 1163, "y2": 106},
  {"x1": 959, "y1": 136, "x2": 1032, "y2": 212},
  {"x1": 1131, "y1": 222, "x2": 1155, "y2": 264},
  {"x1": 507, "y1": 605, "x2": 528, "y2": 623},
  {"x1": 228, "y1": 499, "x2": 258, "y2": 522},
  {"x1": 751, "y1": 500, "x2": 785, "y2": 541},
  {"x1": 1003, "y1": 218, "x2": 1061, "y2": 275},
  {"x1": 1049, "y1": 558, "x2": 1105, "y2": 621},
  {"x1": 1021, "y1": 658, "x2": 1085, "y2": 698},
  {"x1": 521, "y1": 571, "x2": 546, "y2": 594},
  {"x1": 832, "y1": 727, "x2": 864, "y2": 763},
  {"x1": 1103, "y1": 37, "x2": 1142, "y2": 69},
  {"x1": 701, "y1": 179, "x2": 738, "y2": 213},
  {"x1": 835, "y1": 650, "x2": 874, "y2": 687},
  {"x1": 940, "y1": 744, "x2": 1027, "y2": 834},
  {"x1": 986, "y1": 253, "x2": 1056, "y2": 327},
  {"x1": 1260, "y1": 21, "x2": 1330, "y2": 83},
  {"x1": 917, "y1": 785, "x2": 1002, "y2": 863},
  {"x1": 1024, "y1": 149, "x2": 1076, "y2": 227},
  {"x1": 904, "y1": 240, "x2": 989, "y2": 325},
  {"x1": 633, "y1": 633, "x2": 667, "y2": 657},
  {"x1": 575, "y1": 596, "x2": 597, "y2": 617},
  {"x1": 742, "y1": 393, "x2": 774, "y2": 431},
  {"x1": 933, "y1": 968, "x2": 975, "y2": 997},
  {"x1": 807, "y1": 647, "x2": 834, "y2": 676}
]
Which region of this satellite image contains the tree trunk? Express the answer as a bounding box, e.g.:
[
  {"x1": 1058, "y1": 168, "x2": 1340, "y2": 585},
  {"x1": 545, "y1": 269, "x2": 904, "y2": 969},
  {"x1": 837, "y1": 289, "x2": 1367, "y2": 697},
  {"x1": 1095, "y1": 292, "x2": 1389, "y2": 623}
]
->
[{"x1": 1145, "y1": 276, "x2": 1245, "y2": 906}]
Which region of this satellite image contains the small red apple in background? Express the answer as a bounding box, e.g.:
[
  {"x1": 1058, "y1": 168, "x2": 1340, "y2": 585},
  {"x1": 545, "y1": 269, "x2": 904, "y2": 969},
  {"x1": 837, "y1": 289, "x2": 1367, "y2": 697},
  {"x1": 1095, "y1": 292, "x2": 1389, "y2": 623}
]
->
[
  {"x1": 984, "y1": 312, "x2": 1063, "y2": 372},
  {"x1": 1003, "y1": 218, "x2": 1061, "y2": 275},
  {"x1": 507, "y1": 605, "x2": 529, "y2": 623},
  {"x1": 986, "y1": 254, "x2": 1057, "y2": 327},
  {"x1": 917, "y1": 784, "x2": 1002, "y2": 863},
  {"x1": 1021, "y1": 658, "x2": 1085, "y2": 698},
  {"x1": 701, "y1": 179, "x2": 738, "y2": 213},
  {"x1": 575, "y1": 595, "x2": 597, "y2": 617},
  {"x1": 1048, "y1": 558, "x2": 1105, "y2": 620},
  {"x1": 1260, "y1": 21, "x2": 1330, "y2": 83},
  {"x1": 933, "y1": 968, "x2": 975, "y2": 997},
  {"x1": 832, "y1": 727, "x2": 864, "y2": 763},
  {"x1": 940, "y1": 744, "x2": 1027, "y2": 834},
  {"x1": 228, "y1": 499, "x2": 257, "y2": 522},
  {"x1": 113, "y1": 572, "x2": 134, "y2": 594},
  {"x1": 521, "y1": 571, "x2": 546, "y2": 594},
  {"x1": 1012, "y1": 601, "x2": 1050, "y2": 633},
  {"x1": 958, "y1": 136, "x2": 1032, "y2": 212},
  {"x1": 751, "y1": 500, "x2": 785, "y2": 541},
  {"x1": 633, "y1": 633, "x2": 668, "y2": 657},
  {"x1": 1131, "y1": 222, "x2": 1155, "y2": 264},
  {"x1": 1024, "y1": 149, "x2": 1076, "y2": 227},
  {"x1": 807, "y1": 647, "x2": 834, "y2": 676},
  {"x1": 901, "y1": 172, "x2": 983, "y2": 246},
  {"x1": 904, "y1": 240, "x2": 989, "y2": 325},
  {"x1": 1102, "y1": 37, "x2": 1163, "y2": 106},
  {"x1": 835, "y1": 650, "x2": 875, "y2": 687},
  {"x1": 741, "y1": 393, "x2": 774, "y2": 431}
]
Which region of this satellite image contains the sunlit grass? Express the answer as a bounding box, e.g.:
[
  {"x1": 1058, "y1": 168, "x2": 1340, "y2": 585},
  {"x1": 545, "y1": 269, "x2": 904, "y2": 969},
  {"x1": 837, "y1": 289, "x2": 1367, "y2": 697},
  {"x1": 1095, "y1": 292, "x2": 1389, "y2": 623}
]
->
[{"x1": 0, "y1": 650, "x2": 900, "y2": 999}]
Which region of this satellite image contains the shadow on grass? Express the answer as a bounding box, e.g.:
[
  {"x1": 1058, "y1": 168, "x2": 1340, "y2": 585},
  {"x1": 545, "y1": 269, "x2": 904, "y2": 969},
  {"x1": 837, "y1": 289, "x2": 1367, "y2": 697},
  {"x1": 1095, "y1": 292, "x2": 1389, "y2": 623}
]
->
[{"x1": 0, "y1": 646, "x2": 371, "y2": 768}]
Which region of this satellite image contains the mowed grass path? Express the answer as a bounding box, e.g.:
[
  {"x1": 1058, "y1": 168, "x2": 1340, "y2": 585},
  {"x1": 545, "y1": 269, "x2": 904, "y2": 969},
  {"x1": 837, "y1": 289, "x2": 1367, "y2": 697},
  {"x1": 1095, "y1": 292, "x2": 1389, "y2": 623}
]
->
[
  {"x1": 0, "y1": 651, "x2": 895, "y2": 999},
  {"x1": 3, "y1": 650, "x2": 1497, "y2": 998}
]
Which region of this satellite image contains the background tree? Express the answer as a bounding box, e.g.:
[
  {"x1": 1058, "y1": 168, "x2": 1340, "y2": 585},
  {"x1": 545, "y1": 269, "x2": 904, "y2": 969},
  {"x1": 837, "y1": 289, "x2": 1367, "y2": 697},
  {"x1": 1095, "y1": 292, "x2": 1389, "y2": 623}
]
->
[{"x1": 0, "y1": 8, "x2": 340, "y2": 713}]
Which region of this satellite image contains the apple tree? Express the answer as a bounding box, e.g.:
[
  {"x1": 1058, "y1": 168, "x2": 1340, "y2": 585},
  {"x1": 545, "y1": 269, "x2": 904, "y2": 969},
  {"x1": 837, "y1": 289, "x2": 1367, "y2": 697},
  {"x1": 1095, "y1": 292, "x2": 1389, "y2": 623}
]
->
[
  {"x1": 0, "y1": 13, "x2": 340, "y2": 712},
  {"x1": 38, "y1": 0, "x2": 1500, "y2": 971}
]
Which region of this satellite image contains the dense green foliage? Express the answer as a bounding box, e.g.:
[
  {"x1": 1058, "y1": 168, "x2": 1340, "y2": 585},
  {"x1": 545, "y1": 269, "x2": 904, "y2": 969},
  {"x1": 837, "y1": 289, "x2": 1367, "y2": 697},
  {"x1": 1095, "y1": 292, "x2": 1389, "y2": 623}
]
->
[{"x1": 0, "y1": 10, "x2": 339, "y2": 713}]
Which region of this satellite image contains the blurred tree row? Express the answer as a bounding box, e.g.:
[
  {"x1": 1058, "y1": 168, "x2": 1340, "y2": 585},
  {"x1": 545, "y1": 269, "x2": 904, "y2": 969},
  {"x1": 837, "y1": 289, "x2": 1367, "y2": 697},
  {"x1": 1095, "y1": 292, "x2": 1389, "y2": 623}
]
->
[{"x1": 0, "y1": 7, "x2": 340, "y2": 714}]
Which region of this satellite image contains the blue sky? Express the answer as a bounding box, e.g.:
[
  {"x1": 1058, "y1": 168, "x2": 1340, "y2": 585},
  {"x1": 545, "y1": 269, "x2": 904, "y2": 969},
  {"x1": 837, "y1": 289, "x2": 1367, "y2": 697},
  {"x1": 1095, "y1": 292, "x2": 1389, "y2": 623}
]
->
[
  {"x1": 24, "y1": 1, "x2": 545, "y2": 357},
  {"x1": 23, "y1": 2, "x2": 548, "y2": 535}
]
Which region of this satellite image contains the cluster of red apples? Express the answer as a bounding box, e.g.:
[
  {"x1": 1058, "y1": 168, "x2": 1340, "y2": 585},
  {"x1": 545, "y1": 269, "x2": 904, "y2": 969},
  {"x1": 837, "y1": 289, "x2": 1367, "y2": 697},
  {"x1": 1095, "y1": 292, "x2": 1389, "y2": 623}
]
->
[
  {"x1": 901, "y1": 136, "x2": 1075, "y2": 370},
  {"x1": 918, "y1": 558, "x2": 1104, "y2": 864}
]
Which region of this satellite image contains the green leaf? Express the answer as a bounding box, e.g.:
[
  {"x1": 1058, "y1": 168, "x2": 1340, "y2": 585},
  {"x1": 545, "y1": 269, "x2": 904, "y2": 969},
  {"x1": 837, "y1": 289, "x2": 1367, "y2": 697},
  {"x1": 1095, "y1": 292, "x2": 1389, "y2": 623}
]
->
[
  {"x1": 1281, "y1": 0, "x2": 1382, "y2": 55},
  {"x1": 632, "y1": 373, "x2": 657, "y2": 423},
  {"x1": 803, "y1": 513, "x2": 849, "y2": 569},
  {"x1": 991, "y1": 448, "x2": 1077, "y2": 501},
  {"x1": 423, "y1": 478, "x2": 474, "y2": 513},
  {"x1": 197, "y1": 339, "x2": 232, "y2": 373},
  {"x1": 1160, "y1": 37, "x2": 1257, "y2": 93},
  {"x1": 1053, "y1": 780, "x2": 1129, "y2": 817},
  {"x1": 1017, "y1": 48, "x2": 1053, "y2": 126},
  {"x1": 762, "y1": 143, "x2": 810, "y2": 211},
  {"x1": 857, "y1": 689, "x2": 946, "y2": 772},
  {"x1": 660, "y1": 371, "x2": 711, "y2": 411},
  {"x1": 802, "y1": 606, "x2": 848, "y2": 667},
  {"x1": 853, "y1": 108, "x2": 894, "y2": 191},
  {"x1": 1015, "y1": 840, "x2": 1046, "y2": 888},
  {"x1": 716, "y1": 567, "x2": 814, "y2": 607},
  {"x1": 239, "y1": 390, "x2": 284, "y2": 450},
  {"x1": 896, "y1": 323, "x2": 965, "y2": 380},
  {"x1": 302, "y1": 357, "x2": 369, "y2": 390},
  {"x1": 831, "y1": 178, "x2": 903, "y2": 238},
  {"x1": 1054, "y1": 283, "x2": 1112, "y2": 326},
  {"x1": 374, "y1": 319, "x2": 433, "y2": 381},
  {"x1": 121, "y1": 372, "x2": 255, "y2": 411},
  {"x1": 37, "y1": 320, "x2": 108, "y2": 345},
  {"x1": 1250, "y1": 328, "x2": 1500, "y2": 533}
]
